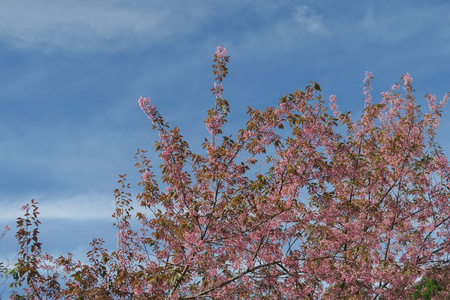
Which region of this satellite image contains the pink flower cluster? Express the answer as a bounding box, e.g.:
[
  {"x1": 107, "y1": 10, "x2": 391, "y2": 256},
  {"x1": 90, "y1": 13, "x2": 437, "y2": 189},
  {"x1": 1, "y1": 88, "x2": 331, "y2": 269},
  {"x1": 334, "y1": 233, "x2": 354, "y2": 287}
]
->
[
  {"x1": 206, "y1": 46, "x2": 230, "y2": 135},
  {"x1": 403, "y1": 73, "x2": 413, "y2": 86},
  {"x1": 363, "y1": 71, "x2": 373, "y2": 107},
  {"x1": 213, "y1": 82, "x2": 223, "y2": 99},
  {"x1": 206, "y1": 115, "x2": 224, "y2": 135},
  {"x1": 363, "y1": 71, "x2": 373, "y2": 83},
  {"x1": 328, "y1": 94, "x2": 340, "y2": 117},
  {"x1": 142, "y1": 171, "x2": 152, "y2": 182},
  {"x1": 138, "y1": 97, "x2": 157, "y2": 121},
  {"x1": 215, "y1": 46, "x2": 227, "y2": 58}
]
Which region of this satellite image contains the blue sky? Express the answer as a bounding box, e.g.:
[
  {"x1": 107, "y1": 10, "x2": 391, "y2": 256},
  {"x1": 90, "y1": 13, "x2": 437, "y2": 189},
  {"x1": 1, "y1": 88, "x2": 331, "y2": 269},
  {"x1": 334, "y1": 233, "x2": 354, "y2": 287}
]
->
[{"x1": 1, "y1": 0, "x2": 450, "y2": 294}]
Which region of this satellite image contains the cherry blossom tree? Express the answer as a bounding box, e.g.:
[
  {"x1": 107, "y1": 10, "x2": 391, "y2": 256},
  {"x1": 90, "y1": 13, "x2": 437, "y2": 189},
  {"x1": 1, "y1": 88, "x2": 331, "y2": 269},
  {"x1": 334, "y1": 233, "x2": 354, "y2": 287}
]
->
[{"x1": 7, "y1": 46, "x2": 450, "y2": 299}]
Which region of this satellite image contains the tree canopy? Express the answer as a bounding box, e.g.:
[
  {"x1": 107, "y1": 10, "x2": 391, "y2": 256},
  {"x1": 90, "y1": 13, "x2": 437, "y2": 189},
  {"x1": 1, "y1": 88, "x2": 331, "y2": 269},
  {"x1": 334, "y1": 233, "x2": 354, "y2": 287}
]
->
[{"x1": 5, "y1": 47, "x2": 450, "y2": 299}]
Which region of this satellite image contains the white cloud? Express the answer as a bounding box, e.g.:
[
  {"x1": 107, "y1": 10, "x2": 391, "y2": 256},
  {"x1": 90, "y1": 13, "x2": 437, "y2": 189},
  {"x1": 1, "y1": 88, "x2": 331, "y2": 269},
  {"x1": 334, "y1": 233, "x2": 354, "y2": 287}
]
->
[
  {"x1": 359, "y1": 6, "x2": 421, "y2": 43},
  {"x1": 0, "y1": 1, "x2": 333, "y2": 54},
  {"x1": 235, "y1": 5, "x2": 330, "y2": 56},
  {"x1": 0, "y1": 193, "x2": 115, "y2": 221},
  {"x1": 336, "y1": 3, "x2": 450, "y2": 48},
  {"x1": 0, "y1": 0, "x2": 206, "y2": 52},
  {"x1": 294, "y1": 5, "x2": 329, "y2": 36}
]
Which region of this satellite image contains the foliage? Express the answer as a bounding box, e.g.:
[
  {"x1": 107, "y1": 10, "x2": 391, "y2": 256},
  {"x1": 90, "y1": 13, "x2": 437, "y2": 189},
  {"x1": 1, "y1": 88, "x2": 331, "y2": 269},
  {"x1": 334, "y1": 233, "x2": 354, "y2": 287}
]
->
[
  {"x1": 412, "y1": 278, "x2": 443, "y2": 300},
  {"x1": 6, "y1": 47, "x2": 450, "y2": 299}
]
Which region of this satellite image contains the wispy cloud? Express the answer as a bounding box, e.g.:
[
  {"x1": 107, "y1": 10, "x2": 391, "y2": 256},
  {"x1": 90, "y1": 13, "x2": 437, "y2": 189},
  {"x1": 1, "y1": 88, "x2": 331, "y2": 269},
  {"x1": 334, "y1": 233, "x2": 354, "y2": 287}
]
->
[
  {"x1": 0, "y1": 0, "x2": 207, "y2": 52},
  {"x1": 234, "y1": 5, "x2": 330, "y2": 56},
  {"x1": 0, "y1": 1, "x2": 333, "y2": 55},
  {"x1": 294, "y1": 6, "x2": 329, "y2": 36},
  {"x1": 329, "y1": 2, "x2": 450, "y2": 50},
  {"x1": 0, "y1": 193, "x2": 115, "y2": 221}
]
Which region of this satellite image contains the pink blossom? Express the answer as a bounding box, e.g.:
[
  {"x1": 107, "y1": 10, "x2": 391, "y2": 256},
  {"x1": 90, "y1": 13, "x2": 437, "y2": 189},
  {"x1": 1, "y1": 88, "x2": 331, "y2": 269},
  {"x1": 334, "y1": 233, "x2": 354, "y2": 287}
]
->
[
  {"x1": 403, "y1": 73, "x2": 413, "y2": 86},
  {"x1": 427, "y1": 93, "x2": 437, "y2": 112},
  {"x1": 206, "y1": 115, "x2": 224, "y2": 135},
  {"x1": 132, "y1": 286, "x2": 144, "y2": 296},
  {"x1": 142, "y1": 171, "x2": 152, "y2": 182},
  {"x1": 3, "y1": 225, "x2": 10, "y2": 231},
  {"x1": 363, "y1": 71, "x2": 373, "y2": 83},
  {"x1": 215, "y1": 46, "x2": 227, "y2": 58},
  {"x1": 138, "y1": 97, "x2": 157, "y2": 121},
  {"x1": 363, "y1": 71, "x2": 373, "y2": 107},
  {"x1": 213, "y1": 82, "x2": 223, "y2": 98},
  {"x1": 329, "y1": 94, "x2": 340, "y2": 117}
]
